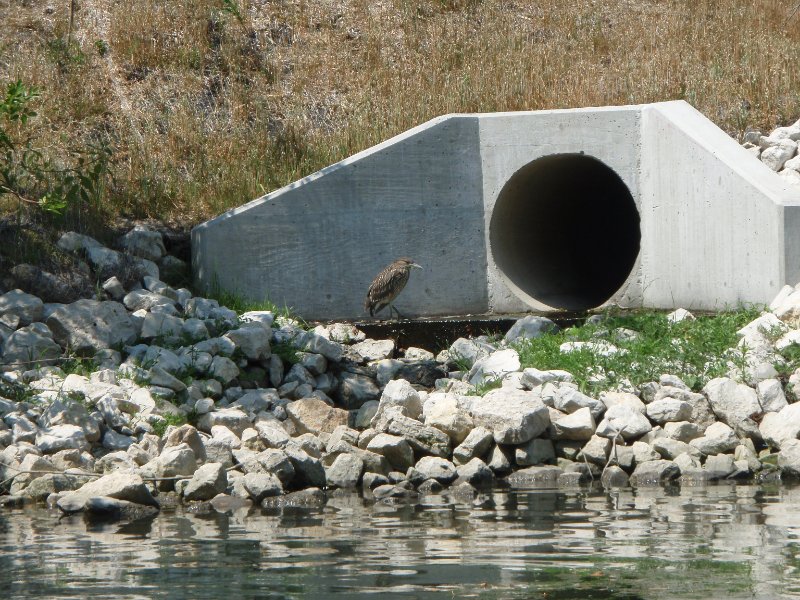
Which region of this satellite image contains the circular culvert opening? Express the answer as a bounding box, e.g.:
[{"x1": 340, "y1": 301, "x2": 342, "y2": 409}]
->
[{"x1": 490, "y1": 154, "x2": 640, "y2": 311}]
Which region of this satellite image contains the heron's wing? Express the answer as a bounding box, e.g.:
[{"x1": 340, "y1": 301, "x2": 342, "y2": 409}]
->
[{"x1": 366, "y1": 265, "x2": 410, "y2": 309}]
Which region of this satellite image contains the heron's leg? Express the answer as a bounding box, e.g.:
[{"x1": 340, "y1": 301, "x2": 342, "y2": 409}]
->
[{"x1": 391, "y1": 304, "x2": 406, "y2": 320}]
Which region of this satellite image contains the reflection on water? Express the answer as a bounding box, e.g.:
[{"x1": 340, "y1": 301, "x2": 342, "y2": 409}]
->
[{"x1": 2, "y1": 483, "x2": 800, "y2": 599}]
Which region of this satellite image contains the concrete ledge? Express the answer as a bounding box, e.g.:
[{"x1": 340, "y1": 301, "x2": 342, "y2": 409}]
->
[{"x1": 192, "y1": 101, "x2": 800, "y2": 320}]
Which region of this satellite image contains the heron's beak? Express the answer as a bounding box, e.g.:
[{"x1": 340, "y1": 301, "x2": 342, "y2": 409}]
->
[{"x1": 410, "y1": 263, "x2": 423, "y2": 269}]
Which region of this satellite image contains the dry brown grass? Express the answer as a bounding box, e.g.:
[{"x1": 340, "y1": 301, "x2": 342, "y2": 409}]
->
[{"x1": 1, "y1": 0, "x2": 800, "y2": 226}]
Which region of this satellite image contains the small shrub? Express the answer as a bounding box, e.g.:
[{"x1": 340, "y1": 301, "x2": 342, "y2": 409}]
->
[{"x1": 0, "y1": 80, "x2": 113, "y2": 217}]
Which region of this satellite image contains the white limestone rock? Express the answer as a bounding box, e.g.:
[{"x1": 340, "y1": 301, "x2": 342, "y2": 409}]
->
[
  {"x1": 36, "y1": 424, "x2": 89, "y2": 453},
  {"x1": 404, "y1": 347, "x2": 434, "y2": 361},
  {"x1": 224, "y1": 324, "x2": 272, "y2": 361},
  {"x1": 352, "y1": 339, "x2": 395, "y2": 362},
  {"x1": 652, "y1": 437, "x2": 697, "y2": 460},
  {"x1": 325, "y1": 453, "x2": 364, "y2": 489},
  {"x1": 337, "y1": 372, "x2": 381, "y2": 410},
  {"x1": 520, "y1": 368, "x2": 574, "y2": 389},
  {"x1": 371, "y1": 379, "x2": 422, "y2": 427},
  {"x1": 1, "y1": 324, "x2": 61, "y2": 371},
  {"x1": 46, "y1": 300, "x2": 138, "y2": 353},
  {"x1": 756, "y1": 379, "x2": 788, "y2": 413},
  {"x1": 759, "y1": 403, "x2": 800, "y2": 449},
  {"x1": 662, "y1": 421, "x2": 703, "y2": 442},
  {"x1": 689, "y1": 422, "x2": 739, "y2": 456},
  {"x1": 704, "y1": 453, "x2": 736, "y2": 480},
  {"x1": 183, "y1": 462, "x2": 228, "y2": 501},
  {"x1": 446, "y1": 337, "x2": 495, "y2": 370},
  {"x1": 0, "y1": 289, "x2": 44, "y2": 327},
  {"x1": 772, "y1": 289, "x2": 800, "y2": 325},
  {"x1": 598, "y1": 391, "x2": 646, "y2": 414},
  {"x1": 39, "y1": 398, "x2": 101, "y2": 442},
  {"x1": 468, "y1": 348, "x2": 520, "y2": 386},
  {"x1": 595, "y1": 404, "x2": 652, "y2": 441},
  {"x1": 666, "y1": 308, "x2": 695, "y2": 323},
  {"x1": 553, "y1": 386, "x2": 605, "y2": 419},
  {"x1": 702, "y1": 378, "x2": 761, "y2": 439},
  {"x1": 631, "y1": 441, "x2": 661, "y2": 464},
  {"x1": 422, "y1": 392, "x2": 474, "y2": 445},
  {"x1": 780, "y1": 168, "x2": 800, "y2": 186},
  {"x1": 654, "y1": 385, "x2": 716, "y2": 428},
  {"x1": 283, "y1": 446, "x2": 326, "y2": 488},
  {"x1": 209, "y1": 355, "x2": 239, "y2": 384},
  {"x1": 504, "y1": 315, "x2": 558, "y2": 342},
  {"x1": 197, "y1": 408, "x2": 251, "y2": 437},
  {"x1": 412, "y1": 456, "x2": 458, "y2": 485},
  {"x1": 760, "y1": 139, "x2": 798, "y2": 171},
  {"x1": 354, "y1": 401, "x2": 379, "y2": 430},
  {"x1": 242, "y1": 472, "x2": 283, "y2": 502},
  {"x1": 286, "y1": 398, "x2": 348, "y2": 435},
  {"x1": 452, "y1": 426, "x2": 494, "y2": 465},
  {"x1": 312, "y1": 322, "x2": 365, "y2": 344},
  {"x1": 775, "y1": 329, "x2": 800, "y2": 352},
  {"x1": 57, "y1": 472, "x2": 158, "y2": 513},
  {"x1": 57, "y1": 231, "x2": 103, "y2": 253},
  {"x1": 120, "y1": 225, "x2": 166, "y2": 262},
  {"x1": 778, "y1": 439, "x2": 800, "y2": 478},
  {"x1": 550, "y1": 406, "x2": 595, "y2": 441},
  {"x1": 645, "y1": 398, "x2": 692, "y2": 424},
  {"x1": 295, "y1": 331, "x2": 344, "y2": 362},
  {"x1": 384, "y1": 413, "x2": 451, "y2": 458},
  {"x1": 470, "y1": 388, "x2": 549, "y2": 445},
  {"x1": 559, "y1": 341, "x2": 624, "y2": 357},
  {"x1": 102, "y1": 430, "x2": 135, "y2": 451},
  {"x1": 366, "y1": 433, "x2": 414, "y2": 472},
  {"x1": 158, "y1": 441, "x2": 197, "y2": 473},
  {"x1": 147, "y1": 366, "x2": 187, "y2": 392},
  {"x1": 455, "y1": 457, "x2": 494, "y2": 487},
  {"x1": 515, "y1": 438, "x2": 556, "y2": 466},
  {"x1": 577, "y1": 435, "x2": 611, "y2": 465},
  {"x1": 629, "y1": 460, "x2": 680, "y2": 486}
]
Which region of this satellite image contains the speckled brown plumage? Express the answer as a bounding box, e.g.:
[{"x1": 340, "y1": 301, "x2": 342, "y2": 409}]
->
[{"x1": 365, "y1": 257, "x2": 422, "y2": 318}]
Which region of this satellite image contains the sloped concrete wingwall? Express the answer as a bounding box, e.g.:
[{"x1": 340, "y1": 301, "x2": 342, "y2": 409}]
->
[
  {"x1": 639, "y1": 101, "x2": 800, "y2": 311},
  {"x1": 192, "y1": 116, "x2": 490, "y2": 320}
]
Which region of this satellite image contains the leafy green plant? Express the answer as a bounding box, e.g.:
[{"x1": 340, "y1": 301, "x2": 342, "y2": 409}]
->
[
  {"x1": 272, "y1": 340, "x2": 300, "y2": 365},
  {"x1": 448, "y1": 352, "x2": 472, "y2": 373},
  {"x1": 220, "y1": 0, "x2": 244, "y2": 25},
  {"x1": 94, "y1": 39, "x2": 109, "y2": 57},
  {"x1": 774, "y1": 344, "x2": 800, "y2": 378},
  {"x1": 474, "y1": 377, "x2": 502, "y2": 396},
  {"x1": 60, "y1": 354, "x2": 98, "y2": 378},
  {"x1": 0, "y1": 79, "x2": 113, "y2": 216},
  {"x1": 151, "y1": 413, "x2": 187, "y2": 437}
]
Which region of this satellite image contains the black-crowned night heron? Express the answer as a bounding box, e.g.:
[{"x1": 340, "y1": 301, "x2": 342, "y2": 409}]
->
[{"x1": 364, "y1": 257, "x2": 423, "y2": 319}]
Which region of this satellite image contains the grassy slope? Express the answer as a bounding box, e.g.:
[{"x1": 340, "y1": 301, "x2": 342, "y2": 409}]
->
[{"x1": 1, "y1": 0, "x2": 799, "y2": 228}]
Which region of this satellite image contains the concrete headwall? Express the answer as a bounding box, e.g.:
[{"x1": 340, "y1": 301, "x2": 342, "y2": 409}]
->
[{"x1": 192, "y1": 100, "x2": 800, "y2": 320}]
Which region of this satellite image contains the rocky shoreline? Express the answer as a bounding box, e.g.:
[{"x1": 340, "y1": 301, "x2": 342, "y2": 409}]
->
[
  {"x1": 3, "y1": 225, "x2": 800, "y2": 521},
  {"x1": 0, "y1": 118, "x2": 799, "y2": 521}
]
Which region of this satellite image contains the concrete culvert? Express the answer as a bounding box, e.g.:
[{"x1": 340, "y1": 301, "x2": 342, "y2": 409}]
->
[{"x1": 490, "y1": 153, "x2": 641, "y2": 311}]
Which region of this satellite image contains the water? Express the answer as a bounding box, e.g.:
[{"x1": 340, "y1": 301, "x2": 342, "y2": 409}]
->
[{"x1": 2, "y1": 483, "x2": 800, "y2": 599}]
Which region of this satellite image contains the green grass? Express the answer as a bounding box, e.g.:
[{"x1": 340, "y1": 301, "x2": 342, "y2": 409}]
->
[
  {"x1": 512, "y1": 307, "x2": 764, "y2": 394},
  {"x1": 206, "y1": 277, "x2": 301, "y2": 324},
  {"x1": 151, "y1": 412, "x2": 188, "y2": 437}
]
